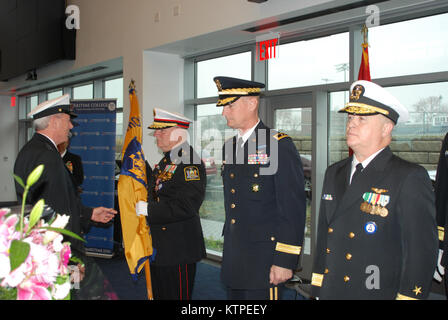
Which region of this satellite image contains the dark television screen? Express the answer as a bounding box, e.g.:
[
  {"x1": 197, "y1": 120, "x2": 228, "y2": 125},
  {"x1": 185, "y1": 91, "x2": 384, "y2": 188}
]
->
[{"x1": 0, "y1": 0, "x2": 75, "y2": 81}]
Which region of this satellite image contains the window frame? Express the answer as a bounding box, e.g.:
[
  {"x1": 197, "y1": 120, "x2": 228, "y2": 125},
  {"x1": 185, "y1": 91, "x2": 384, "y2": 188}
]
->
[{"x1": 186, "y1": 10, "x2": 448, "y2": 274}]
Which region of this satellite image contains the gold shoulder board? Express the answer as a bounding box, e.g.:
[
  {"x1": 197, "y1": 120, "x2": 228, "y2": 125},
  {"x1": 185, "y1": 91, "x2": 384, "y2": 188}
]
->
[{"x1": 273, "y1": 132, "x2": 289, "y2": 141}]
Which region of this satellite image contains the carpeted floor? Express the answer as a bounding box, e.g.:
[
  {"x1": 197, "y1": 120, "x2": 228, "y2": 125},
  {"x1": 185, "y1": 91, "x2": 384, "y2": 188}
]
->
[{"x1": 94, "y1": 255, "x2": 300, "y2": 300}]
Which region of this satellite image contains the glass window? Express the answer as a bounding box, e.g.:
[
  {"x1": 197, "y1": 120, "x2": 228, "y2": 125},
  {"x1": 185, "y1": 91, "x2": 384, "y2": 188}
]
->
[
  {"x1": 25, "y1": 95, "x2": 38, "y2": 116},
  {"x1": 369, "y1": 13, "x2": 448, "y2": 79},
  {"x1": 73, "y1": 83, "x2": 93, "y2": 99},
  {"x1": 196, "y1": 52, "x2": 251, "y2": 99},
  {"x1": 268, "y1": 32, "x2": 349, "y2": 90},
  {"x1": 274, "y1": 107, "x2": 312, "y2": 255},
  {"x1": 104, "y1": 78, "x2": 123, "y2": 110},
  {"x1": 328, "y1": 91, "x2": 349, "y2": 165},
  {"x1": 47, "y1": 89, "x2": 63, "y2": 100},
  {"x1": 196, "y1": 104, "x2": 236, "y2": 254},
  {"x1": 21, "y1": 95, "x2": 39, "y2": 142},
  {"x1": 387, "y1": 82, "x2": 448, "y2": 179},
  {"x1": 328, "y1": 83, "x2": 448, "y2": 181},
  {"x1": 104, "y1": 77, "x2": 124, "y2": 158},
  {"x1": 115, "y1": 112, "x2": 124, "y2": 158}
]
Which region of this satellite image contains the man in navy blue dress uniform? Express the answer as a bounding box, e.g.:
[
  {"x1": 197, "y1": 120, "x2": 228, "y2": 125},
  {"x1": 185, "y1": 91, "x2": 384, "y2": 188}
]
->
[
  {"x1": 143, "y1": 108, "x2": 206, "y2": 300},
  {"x1": 434, "y1": 131, "x2": 448, "y2": 295},
  {"x1": 214, "y1": 76, "x2": 306, "y2": 300},
  {"x1": 14, "y1": 94, "x2": 116, "y2": 253},
  {"x1": 311, "y1": 80, "x2": 438, "y2": 300}
]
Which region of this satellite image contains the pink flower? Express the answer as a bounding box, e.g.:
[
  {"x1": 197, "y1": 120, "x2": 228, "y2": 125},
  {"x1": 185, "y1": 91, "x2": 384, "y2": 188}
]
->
[
  {"x1": 1, "y1": 255, "x2": 31, "y2": 288},
  {"x1": 27, "y1": 228, "x2": 44, "y2": 246},
  {"x1": 61, "y1": 244, "x2": 71, "y2": 268},
  {"x1": 4, "y1": 214, "x2": 19, "y2": 229},
  {"x1": 0, "y1": 208, "x2": 10, "y2": 220},
  {"x1": 17, "y1": 280, "x2": 52, "y2": 300},
  {"x1": 28, "y1": 241, "x2": 59, "y2": 285},
  {"x1": 1, "y1": 207, "x2": 76, "y2": 300}
]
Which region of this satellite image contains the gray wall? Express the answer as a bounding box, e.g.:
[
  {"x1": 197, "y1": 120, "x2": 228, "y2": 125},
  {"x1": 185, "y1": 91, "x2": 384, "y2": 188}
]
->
[{"x1": 0, "y1": 95, "x2": 18, "y2": 202}]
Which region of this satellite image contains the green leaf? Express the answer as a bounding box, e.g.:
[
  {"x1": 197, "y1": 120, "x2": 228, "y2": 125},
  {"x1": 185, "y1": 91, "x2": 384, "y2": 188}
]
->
[
  {"x1": 27, "y1": 199, "x2": 45, "y2": 233},
  {"x1": 0, "y1": 287, "x2": 17, "y2": 300},
  {"x1": 26, "y1": 164, "x2": 44, "y2": 187},
  {"x1": 39, "y1": 226, "x2": 86, "y2": 242},
  {"x1": 9, "y1": 240, "x2": 30, "y2": 272},
  {"x1": 70, "y1": 255, "x2": 84, "y2": 266},
  {"x1": 55, "y1": 275, "x2": 70, "y2": 285},
  {"x1": 13, "y1": 174, "x2": 25, "y2": 189}
]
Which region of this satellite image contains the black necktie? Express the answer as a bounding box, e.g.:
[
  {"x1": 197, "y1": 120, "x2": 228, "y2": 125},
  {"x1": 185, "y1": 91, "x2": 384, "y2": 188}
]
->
[{"x1": 351, "y1": 163, "x2": 364, "y2": 185}]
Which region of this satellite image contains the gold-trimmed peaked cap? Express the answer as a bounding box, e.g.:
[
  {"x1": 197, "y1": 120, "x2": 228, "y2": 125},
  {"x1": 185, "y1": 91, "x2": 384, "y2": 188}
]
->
[
  {"x1": 213, "y1": 76, "x2": 265, "y2": 107},
  {"x1": 27, "y1": 94, "x2": 77, "y2": 120},
  {"x1": 339, "y1": 80, "x2": 409, "y2": 124},
  {"x1": 147, "y1": 108, "x2": 192, "y2": 129}
]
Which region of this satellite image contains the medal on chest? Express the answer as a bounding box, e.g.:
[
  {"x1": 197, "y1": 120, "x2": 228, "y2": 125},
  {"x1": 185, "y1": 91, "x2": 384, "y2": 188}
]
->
[
  {"x1": 360, "y1": 187, "x2": 390, "y2": 217},
  {"x1": 154, "y1": 163, "x2": 177, "y2": 191}
]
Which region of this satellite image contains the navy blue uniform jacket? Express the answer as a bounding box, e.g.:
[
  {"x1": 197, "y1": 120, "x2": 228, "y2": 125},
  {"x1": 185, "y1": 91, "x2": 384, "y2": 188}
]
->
[
  {"x1": 435, "y1": 132, "x2": 448, "y2": 267},
  {"x1": 147, "y1": 143, "x2": 206, "y2": 266},
  {"x1": 221, "y1": 121, "x2": 306, "y2": 290},
  {"x1": 14, "y1": 133, "x2": 93, "y2": 253},
  {"x1": 311, "y1": 147, "x2": 438, "y2": 300}
]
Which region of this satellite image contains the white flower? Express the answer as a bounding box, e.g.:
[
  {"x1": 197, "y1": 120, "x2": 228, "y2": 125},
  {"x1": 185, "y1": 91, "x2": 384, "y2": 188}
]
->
[
  {"x1": 52, "y1": 280, "x2": 71, "y2": 300},
  {"x1": 51, "y1": 215, "x2": 70, "y2": 229},
  {"x1": 0, "y1": 253, "x2": 10, "y2": 279},
  {"x1": 52, "y1": 235, "x2": 64, "y2": 252},
  {"x1": 43, "y1": 214, "x2": 70, "y2": 244}
]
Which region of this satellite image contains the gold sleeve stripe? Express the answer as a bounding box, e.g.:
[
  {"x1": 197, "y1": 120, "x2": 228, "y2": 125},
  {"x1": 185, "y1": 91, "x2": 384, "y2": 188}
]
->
[
  {"x1": 396, "y1": 293, "x2": 418, "y2": 300},
  {"x1": 438, "y1": 226, "x2": 445, "y2": 242},
  {"x1": 275, "y1": 242, "x2": 301, "y2": 255},
  {"x1": 311, "y1": 273, "x2": 323, "y2": 287}
]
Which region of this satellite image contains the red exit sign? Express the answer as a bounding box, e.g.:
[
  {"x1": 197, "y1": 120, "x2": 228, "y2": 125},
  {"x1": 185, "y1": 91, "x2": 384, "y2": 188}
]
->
[{"x1": 256, "y1": 33, "x2": 280, "y2": 61}]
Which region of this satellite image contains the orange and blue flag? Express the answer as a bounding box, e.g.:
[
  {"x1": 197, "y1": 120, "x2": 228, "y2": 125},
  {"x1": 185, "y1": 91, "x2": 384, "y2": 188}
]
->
[
  {"x1": 118, "y1": 82, "x2": 154, "y2": 280},
  {"x1": 350, "y1": 25, "x2": 372, "y2": 157}
]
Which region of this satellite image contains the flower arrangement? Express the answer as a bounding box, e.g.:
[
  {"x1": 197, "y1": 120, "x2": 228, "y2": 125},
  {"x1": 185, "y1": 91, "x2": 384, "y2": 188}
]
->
[{"x1": 0, "y1": 165, "x2": 84, "y2": 300}]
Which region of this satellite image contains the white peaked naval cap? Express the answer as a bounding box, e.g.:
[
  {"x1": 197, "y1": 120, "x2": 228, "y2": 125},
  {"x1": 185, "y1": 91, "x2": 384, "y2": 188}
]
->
[
  {"x1": 27, "y1": 94, "x2": 77, "y2": 119},
  {"x1": 339, "y1": 80, "x2": 409, "y2": 124},
  {"x1": 147, "y1": 108, "x2": 192, "y2": 129}
]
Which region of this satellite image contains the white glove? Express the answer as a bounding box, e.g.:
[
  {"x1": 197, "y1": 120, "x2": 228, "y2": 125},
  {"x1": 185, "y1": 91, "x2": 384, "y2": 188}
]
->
[
  {"x1": 136, "y1": 201, "x2": 148, "y2": 217},
  {"x1": 434, "y1": 249, "x2": 445, "y2": 283}
]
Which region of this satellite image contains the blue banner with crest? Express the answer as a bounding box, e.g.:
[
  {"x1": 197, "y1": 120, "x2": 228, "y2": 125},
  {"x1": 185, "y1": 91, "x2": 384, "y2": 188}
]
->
[{"x1": 70, "y1": 99, "x2": 117, "y2": 257}]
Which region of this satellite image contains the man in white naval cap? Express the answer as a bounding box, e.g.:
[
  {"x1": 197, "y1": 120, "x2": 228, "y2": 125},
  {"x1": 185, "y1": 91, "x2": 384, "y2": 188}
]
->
[
  {"x1": 141, "y1": 108, "x2": 206, "y2": 300},
  {"x1": 311, "y1": 80, "x2": 438, "y2": 300},
  {"x1": 14, "y1": 94, "x2": 117, "y2": 296}
]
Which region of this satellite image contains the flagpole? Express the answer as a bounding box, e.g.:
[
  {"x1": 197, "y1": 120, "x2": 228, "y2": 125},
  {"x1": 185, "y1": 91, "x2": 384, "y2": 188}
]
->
[
  {"x1": 350, "y1": 24, "x2": 371, "y2": 157},
  {"x1": 144, "y1": 260, "x2": 154, "y2": 300},
  {"x1": 361, "y1": 24, "x2": 368, "y2": 45},
  {"x1": 130, "y1": 79, "x2": 154, "y2": 301}
]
